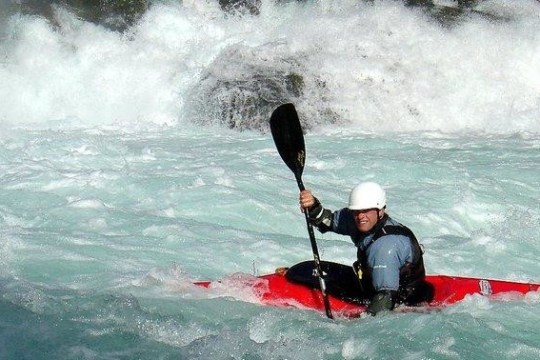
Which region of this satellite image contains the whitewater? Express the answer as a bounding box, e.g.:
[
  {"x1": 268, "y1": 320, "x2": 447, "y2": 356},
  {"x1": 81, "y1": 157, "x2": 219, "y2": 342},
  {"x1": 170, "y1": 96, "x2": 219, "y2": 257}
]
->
[{"x1": 1, "y1": 0, "x2": 540, "y2": 359}]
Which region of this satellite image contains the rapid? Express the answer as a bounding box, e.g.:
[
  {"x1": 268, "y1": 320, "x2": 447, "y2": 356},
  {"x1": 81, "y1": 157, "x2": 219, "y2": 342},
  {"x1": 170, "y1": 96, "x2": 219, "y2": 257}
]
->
[{"x1": 0, "y1": 1, "x2": 539, "y2": 359}]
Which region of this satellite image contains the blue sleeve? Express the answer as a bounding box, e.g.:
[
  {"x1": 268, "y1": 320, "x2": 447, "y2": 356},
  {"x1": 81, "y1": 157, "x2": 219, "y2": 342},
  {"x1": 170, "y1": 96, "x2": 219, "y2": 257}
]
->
[{"x1": 366, "y1": 235, "x2": 413, "y2": 292}]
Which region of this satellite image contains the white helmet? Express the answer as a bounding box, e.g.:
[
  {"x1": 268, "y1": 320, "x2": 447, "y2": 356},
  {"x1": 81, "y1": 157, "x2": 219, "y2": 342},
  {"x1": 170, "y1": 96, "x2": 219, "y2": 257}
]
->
[{"x1": 348, "y1": 182, "x2": 386, "y2": 210}]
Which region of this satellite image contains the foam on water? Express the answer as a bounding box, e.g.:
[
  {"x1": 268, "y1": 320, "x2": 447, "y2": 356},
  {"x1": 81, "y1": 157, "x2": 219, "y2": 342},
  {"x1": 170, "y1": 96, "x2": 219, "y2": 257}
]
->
[
  {"x1": 0, "y1": 0, "x2": 539, "y2": 134},
  {"x1": 1, "y1": 0, "x2": 540, "y2": 359},
  {"x1": 1, "y1": 127, "x2": 539, "y2": 359}
]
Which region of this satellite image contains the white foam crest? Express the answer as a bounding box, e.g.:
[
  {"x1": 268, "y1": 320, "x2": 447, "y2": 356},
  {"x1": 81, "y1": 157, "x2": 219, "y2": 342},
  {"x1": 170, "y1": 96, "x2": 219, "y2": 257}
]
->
[
  {"x1": 0, "y1": 8, "x2": 185, "y2": 128},
  {"x1": 0, "y1": 1, "x2": 538, "y2": 135},
  {"x1": 307, "y1": 2, "x2": 540, "y2": 134},
  {"x1": 67, "y1": 198, "x2": 107, "y2": 209}
]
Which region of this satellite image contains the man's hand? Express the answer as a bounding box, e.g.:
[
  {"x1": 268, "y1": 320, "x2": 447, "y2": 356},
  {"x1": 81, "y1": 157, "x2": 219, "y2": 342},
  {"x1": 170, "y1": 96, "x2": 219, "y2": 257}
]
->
[
  {"x1": 299, "y1": 189, "x2": 316, "y2": 211},
  {"x1": 367, "y1": 291, "x2": 396, "y2": 315}
]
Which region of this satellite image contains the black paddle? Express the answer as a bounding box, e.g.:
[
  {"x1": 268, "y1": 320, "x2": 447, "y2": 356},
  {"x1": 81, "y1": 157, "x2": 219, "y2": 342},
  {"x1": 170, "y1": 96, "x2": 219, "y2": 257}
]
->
[{"x1": 269, "y1": 103, "x2": 334, "y2": 319}]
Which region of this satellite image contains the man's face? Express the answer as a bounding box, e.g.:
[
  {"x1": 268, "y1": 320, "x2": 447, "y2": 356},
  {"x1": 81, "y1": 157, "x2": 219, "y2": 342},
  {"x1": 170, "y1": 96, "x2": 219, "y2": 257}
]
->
[{"x1": 353, "y1": 208, "x2": 383, "y2": 233}]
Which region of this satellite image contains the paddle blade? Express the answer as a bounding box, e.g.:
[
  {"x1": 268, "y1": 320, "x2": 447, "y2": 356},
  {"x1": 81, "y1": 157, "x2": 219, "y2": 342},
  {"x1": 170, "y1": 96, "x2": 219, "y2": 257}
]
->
[{"x1": 270, "y1": 103, "x2": 306, "y2": 179}]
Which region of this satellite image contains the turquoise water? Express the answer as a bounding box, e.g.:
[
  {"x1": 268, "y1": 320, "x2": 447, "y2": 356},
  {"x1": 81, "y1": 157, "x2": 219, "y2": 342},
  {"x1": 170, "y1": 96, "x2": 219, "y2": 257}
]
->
[{"x1": 1, "y1": 1, "x2": 540, "y2": 359}]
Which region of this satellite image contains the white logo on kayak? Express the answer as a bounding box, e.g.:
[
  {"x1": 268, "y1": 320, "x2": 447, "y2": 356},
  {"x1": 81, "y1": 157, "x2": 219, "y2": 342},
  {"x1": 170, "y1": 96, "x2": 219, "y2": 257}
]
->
[{"x1": 479, "y1": 279, "x2": 492, "y2": 296}]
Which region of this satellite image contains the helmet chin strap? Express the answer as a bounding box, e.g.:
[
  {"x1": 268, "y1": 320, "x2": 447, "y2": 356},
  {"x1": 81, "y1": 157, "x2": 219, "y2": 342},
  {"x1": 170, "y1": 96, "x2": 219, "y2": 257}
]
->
[
  {"x1": 377, "y1": 207, "x2": 386, "y2": 220},
  {"x1": 369, "y1": 212, "x2": 388, "y2": 237}
]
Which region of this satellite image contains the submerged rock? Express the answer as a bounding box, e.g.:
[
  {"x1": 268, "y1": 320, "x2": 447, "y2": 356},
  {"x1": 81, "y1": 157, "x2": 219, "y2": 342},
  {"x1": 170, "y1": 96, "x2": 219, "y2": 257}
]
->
[
  {"x1": 404, "y1": 0, "x2": 507, "y2": 26},
  {"x1": 218, "y1": 0, "x2": 262, "y2": 16},
  {"x1": 8, "y1": 0, "x2": 509, "y2": 32},
  {"x1": 11, "y1": 0, "x2": 149, "y2": 31},
  {"x1": 187, "y1": 44, "x2": 338, "y2": 133},
  {"x1": 67, "y1": 0, "x2": 149, "y2": 31}
]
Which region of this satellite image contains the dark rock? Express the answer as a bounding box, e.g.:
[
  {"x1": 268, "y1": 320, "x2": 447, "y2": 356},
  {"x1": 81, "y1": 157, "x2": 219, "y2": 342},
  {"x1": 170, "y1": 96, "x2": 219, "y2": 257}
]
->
[
  {"x1": 186, "y1": 44, "x2": 338, "y2": 133},
  {"x1": 10, "y1": 0, "x2": 148, "y2": 32},
  {"x1": 218, "y1": 0, "x2": 262, "y2": 16}
]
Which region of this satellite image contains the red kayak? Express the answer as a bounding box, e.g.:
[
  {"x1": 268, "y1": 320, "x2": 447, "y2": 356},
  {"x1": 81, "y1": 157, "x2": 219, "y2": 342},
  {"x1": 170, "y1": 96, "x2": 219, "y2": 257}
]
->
[{"x1": 195, "y1": 268, "x2": 540, "y2": 318}]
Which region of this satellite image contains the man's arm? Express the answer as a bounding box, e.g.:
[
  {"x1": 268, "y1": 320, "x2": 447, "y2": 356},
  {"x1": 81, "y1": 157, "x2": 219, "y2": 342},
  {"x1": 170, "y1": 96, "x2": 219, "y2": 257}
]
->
[
  {"x1": 365, "y1": 235, "x2": 412, "y2": 315},
  {"x1": 299, "y1": 190, "x2": 333, "y2": 232}
]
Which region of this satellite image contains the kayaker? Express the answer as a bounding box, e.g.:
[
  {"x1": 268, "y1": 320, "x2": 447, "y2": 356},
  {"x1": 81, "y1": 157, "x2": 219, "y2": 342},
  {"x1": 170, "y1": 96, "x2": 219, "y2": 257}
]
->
[{"x1": 297, "y1": 181, "x2": 434, "y2": 315}]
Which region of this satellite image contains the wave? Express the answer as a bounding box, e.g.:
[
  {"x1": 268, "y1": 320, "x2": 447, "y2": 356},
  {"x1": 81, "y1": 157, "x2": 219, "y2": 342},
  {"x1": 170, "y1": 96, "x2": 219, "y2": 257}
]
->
[{"x1": 0, "y1": 0, "x2": 539, "y2": 135}]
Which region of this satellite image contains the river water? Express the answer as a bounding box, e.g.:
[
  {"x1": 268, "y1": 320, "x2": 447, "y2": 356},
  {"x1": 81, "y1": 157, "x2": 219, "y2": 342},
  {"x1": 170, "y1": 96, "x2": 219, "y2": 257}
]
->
[{"x1": 1, "y1": 1, "x2": 539, "y2": 359}]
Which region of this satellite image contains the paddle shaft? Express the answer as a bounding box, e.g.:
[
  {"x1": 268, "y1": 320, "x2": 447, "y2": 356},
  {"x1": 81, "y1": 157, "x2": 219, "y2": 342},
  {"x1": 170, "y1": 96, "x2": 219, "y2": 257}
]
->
[{"x1": 296, "y1": 177, "x2": 334, "y2": 319}]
